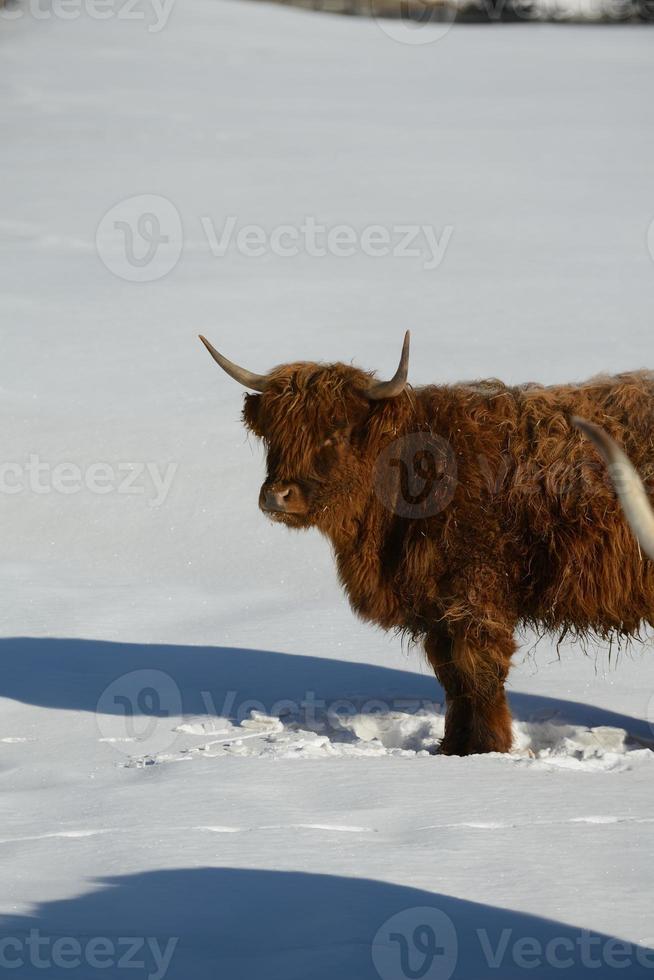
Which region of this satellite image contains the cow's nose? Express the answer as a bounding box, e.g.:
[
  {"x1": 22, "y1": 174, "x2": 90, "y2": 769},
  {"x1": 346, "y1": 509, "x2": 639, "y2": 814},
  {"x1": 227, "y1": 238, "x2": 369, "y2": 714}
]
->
[{"x1": 261, "y1": 483, "x2": 300, "y2": 513}]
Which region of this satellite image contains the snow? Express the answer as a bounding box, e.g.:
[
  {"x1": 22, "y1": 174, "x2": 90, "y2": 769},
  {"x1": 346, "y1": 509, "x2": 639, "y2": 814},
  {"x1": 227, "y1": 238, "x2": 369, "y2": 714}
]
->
[{"x1": 1, "y1": 2, "x2": 654, "y2": 977}]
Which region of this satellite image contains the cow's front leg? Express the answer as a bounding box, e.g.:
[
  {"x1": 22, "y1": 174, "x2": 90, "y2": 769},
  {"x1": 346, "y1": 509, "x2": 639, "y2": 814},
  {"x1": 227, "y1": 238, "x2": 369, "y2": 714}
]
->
[{"x1": 425, "y1": 622, "x2": 516, "y2": 756}]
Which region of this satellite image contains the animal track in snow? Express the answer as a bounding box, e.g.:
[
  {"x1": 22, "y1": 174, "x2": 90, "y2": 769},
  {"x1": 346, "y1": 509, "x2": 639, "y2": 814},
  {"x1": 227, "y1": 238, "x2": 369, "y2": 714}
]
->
[
  {"x1": 120, "y1": 695, "x2": 654, "y2": 774},
  {"x1": 0, "y1": 829, "x2": 112, "y2": 846}
]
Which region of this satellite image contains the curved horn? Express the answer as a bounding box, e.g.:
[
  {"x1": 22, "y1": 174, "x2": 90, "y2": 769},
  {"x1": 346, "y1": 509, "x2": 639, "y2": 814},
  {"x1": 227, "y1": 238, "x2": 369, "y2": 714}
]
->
[
  {"x1": 366, "y1": 330, "x2": 411, "y2": 401},
  {"x1": 572, "y1": 416, "x2": 654, "y2": 561},
  {"x1": 198, "y1": 335, "x2": 268, "y2": 393}
]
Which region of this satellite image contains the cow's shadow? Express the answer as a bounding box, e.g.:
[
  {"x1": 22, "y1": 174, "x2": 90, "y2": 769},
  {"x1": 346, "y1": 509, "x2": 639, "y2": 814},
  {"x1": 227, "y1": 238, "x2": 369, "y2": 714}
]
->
[
  {"x1": 0, "y1": 866, "x2": 652, "y2": 979},
  {"x1": 0, "y1": 636, "x2": 651, "y2": 740}
]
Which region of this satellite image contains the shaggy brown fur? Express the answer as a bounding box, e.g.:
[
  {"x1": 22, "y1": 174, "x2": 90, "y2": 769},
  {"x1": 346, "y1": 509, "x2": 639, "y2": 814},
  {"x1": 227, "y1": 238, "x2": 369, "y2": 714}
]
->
[{"x1": 239, "y1": 361, "x2": 654, "y2": 756}]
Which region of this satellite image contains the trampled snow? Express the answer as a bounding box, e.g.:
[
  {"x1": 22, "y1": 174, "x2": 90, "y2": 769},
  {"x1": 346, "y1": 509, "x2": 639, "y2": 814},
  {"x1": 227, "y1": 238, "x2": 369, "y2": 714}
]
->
[{"x1": 1, "y1": 2, "x2": 654, "y2": 978}]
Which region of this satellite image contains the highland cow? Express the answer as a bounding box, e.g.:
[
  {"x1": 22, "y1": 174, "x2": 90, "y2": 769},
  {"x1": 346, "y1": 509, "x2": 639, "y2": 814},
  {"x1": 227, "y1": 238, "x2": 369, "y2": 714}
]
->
[{"x1": 200, "y1": 332, "x2": 654, "y2": 756}]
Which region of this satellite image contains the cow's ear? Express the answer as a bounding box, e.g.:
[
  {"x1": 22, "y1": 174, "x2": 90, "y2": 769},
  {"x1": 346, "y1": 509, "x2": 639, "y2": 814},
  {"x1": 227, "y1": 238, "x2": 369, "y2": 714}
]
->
[{"x1": 242, "y1": 393, "x2": 264, "y2": 437}]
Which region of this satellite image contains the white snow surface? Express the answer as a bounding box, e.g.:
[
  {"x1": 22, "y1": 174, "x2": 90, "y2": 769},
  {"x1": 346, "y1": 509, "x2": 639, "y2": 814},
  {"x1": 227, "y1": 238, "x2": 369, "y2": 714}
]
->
[{"x1": 1, "y1": 4, "x2": 654, "y2": 978}]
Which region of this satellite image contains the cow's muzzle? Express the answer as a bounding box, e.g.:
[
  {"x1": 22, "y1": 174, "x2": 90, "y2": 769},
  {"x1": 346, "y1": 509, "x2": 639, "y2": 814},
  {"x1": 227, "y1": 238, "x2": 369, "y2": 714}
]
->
[{"x1": 259, "y1": 482, "x2": 307, "y2": 516}]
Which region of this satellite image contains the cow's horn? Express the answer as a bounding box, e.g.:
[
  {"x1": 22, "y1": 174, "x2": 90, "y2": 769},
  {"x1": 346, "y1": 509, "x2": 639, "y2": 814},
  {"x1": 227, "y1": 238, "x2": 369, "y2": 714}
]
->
[
  {"x1": 572, "y1": 416, "x2": 654, "y2": 561},
  {"x1": 366, "y1": 331, "x2": 410, "y2": 401},
  {"x1": 199, "y1": 336, "x2": 268, "y2": 393}
]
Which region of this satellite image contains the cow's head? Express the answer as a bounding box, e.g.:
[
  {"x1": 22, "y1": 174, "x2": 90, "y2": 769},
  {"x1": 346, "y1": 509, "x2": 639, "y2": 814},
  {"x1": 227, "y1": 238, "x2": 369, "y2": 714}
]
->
[{"x1": 199, "y1": 332, "x2": 410, "y2": 531}]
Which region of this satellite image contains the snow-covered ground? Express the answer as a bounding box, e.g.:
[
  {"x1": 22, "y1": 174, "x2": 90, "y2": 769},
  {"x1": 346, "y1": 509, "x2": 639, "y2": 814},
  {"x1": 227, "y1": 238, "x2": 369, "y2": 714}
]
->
[{"x1": 2, "y1": 3, "x2": 654, "y2": 977}]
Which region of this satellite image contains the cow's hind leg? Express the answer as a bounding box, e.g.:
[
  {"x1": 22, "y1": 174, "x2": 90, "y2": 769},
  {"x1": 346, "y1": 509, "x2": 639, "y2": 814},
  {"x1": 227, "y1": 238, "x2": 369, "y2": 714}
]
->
[{"x1": 425, "y1": 623, "x2": 515, "y2": 756}]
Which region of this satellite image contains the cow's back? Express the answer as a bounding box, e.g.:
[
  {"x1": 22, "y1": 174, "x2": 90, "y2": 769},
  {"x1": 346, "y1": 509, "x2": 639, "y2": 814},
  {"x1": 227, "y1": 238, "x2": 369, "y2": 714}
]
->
[{"x1": 507, "y1": 372, "x2": 654, "y2": 637}]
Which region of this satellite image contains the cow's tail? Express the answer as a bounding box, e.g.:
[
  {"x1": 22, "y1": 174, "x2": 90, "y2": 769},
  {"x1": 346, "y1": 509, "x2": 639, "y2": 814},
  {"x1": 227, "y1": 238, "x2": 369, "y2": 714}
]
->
[{"x1": 572, "y1": 416, "x2": 654, "y2": 561}]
